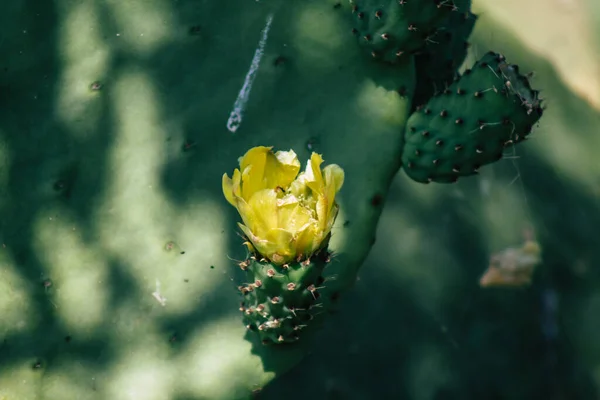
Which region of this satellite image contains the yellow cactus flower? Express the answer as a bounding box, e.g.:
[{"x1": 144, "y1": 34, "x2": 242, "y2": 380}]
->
[{"x1": 222, "y1": 146, "x2": 344, "y2": 265}]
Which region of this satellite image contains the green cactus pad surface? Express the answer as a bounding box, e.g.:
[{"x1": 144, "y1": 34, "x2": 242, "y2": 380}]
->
[
  {"x1": 0, "y1": 0, "x2": 414, "y2": 398},
  {"x1": 412, "y1": 6, "x2": 477, "y2": 107},
  {"x1": 349, "y1": 0, "x2": 472, "y2": 64},
  {"x1": 239, "y1": 248, "x2": 331, "y2": 344},
  {"x1": 401, "y1": 51, "x2": 544, "y2": 184}
]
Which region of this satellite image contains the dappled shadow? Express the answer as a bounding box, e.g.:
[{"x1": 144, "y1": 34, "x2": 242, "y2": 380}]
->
[
  {"x1": 0, "y1": 0, "x2": 116, "y2": 377},
  {"x1": 0, "y1": 0, "x2": 236, "y2": 397},
  {"x1": 2, "y1": 0, "x2": 600, "y2": 399}
]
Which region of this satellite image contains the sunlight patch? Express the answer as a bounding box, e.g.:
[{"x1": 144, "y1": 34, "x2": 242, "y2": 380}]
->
[
  {"x1": 0, "y1": 363, "x2": 42, "y2": 400},
  {"x1": 0, "y1": 252, "x2": 39, "y2": 336},
  {"x1": 55, "y1": 0, "x2": 111, "y2": 135},
  {"x1": 40, "y1": 359, "x2": 98, "y2": 400},
  {"x1": 105, "y1": 0, "x2": 175, "y2": 55},
  {"x1": 175, "y1": 317, "x2": 270, "y2": 399},
  {"x1": 97, "y1": 70, "x2": 228, "y2": 316},
  {"x1": 293, "y1": 4, "x2": 349, "y2": 69},
  {"x1": 355, "y1": 79, "x2": 406, "y2": 126},
  {"x1": 327, "y1": 205, "x2": 346, "y2": 255},
  {"x1": 105, "y1": 338, "x2": 175, "y2": 400},
  {"x1": 32, "y1": 208, "x2": 109, "y2": 335}
]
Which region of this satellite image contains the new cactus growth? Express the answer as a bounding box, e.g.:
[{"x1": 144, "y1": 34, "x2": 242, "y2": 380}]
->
[
  {"x1": 349, "y1": 0, "x2": 471, "y2": 63},
  {"x1": 223, "y1": 146, "x2": 344, "y2": 343},
  {"x1": 401, "y1": 51, "x2": 544, "y2": 183}
]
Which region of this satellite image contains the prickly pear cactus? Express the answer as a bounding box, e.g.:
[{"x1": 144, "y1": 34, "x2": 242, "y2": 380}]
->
[
  {"x1": 0, "y1": 0, "x2": 547, "y2": 398},
  {"x1": 349, "y1": 0, "x2": 471, "y2": 63},
  {"x1": 401, "y1": 51, "x2": 544, "y2": 183},
  {"x1": 412, "y1": 6, "x2": 478, "y2": 107},
  {"x1": 222, "y1": 146, "x2": 345, "y2": 344},
  {"x1": 239, "y1": 251, "x2": 331, "y2": 344}
]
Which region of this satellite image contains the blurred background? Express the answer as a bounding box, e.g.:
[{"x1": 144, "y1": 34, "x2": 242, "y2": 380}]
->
[{"x1": 259, "y1": 0, "x2": 600, "y2": 398}]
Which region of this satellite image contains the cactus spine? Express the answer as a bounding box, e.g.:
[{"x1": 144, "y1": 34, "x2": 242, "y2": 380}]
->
[{"x1": 238, "y1": 244, "x2": 331, "y2": 344}]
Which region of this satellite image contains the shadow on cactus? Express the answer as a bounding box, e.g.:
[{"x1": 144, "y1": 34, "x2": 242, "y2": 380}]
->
[{"x1": 222, "y1": 146, "x2": 344, "y2": 344}]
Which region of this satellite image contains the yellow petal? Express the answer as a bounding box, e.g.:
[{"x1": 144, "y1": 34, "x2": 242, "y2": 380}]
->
[
  {"x1": 323, "y1": 164, "x2": 345, "y2": 193},
  {"x1": 265, "y1": 228, "x2": 295, "y2": 261},
  {"x1": 240, "y1": 150, "x2": 268, "y2": 201},
  {"x1": 321, "y1": 164, "x2": 344, "y2": 229},
  {"x1": 265, "y1": 150, "x2": 301, "y2": 190},
  {"x1": 276, "y1": 197, "x2": 313, "y2": 234},
  {"x1": 315, "y1": 193, "x2": 329, "y2": 232},
  {"x1": 289, "y1": 172, "x2": 310, "y2": 198},
  {"x1": 304, "y1": 153, "x2": 325, "y2": 195},
  {"x1": 294, "y1": 223, "x2": 319, "y2": 258},
  {"x1": 247, "y1": 188, "x2": 279, "y2": 233},
  {"x1": 222, "y1": 173, "x2": 236, "y2": 206},
  {"x1": 238, "y1": 146, "x2": 302, "y2": 200},
  {"x1": 235, "y1": 197, "x2": 267, "y2": 238},
  {"x1": 238, "y1": 223, "x2": 269, "y2": 253},
  {"x1": 231, "y1": 168, "x2": 242, "y2": 198},
  {"x1": 240, "y1": 146, "x2": 272, "y2": 172}
]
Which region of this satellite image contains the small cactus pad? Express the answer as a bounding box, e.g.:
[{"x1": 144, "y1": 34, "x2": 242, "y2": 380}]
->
[
  {"x1": 401, "y1": 51, "x2": 544, "y2": 183},
  {"x1": 412, "y1": 8, "x2": 477, "y2": 107},
  {"x1": 239, "y1": 249, "x2": 331, "y2": 344},
  {"x1": 349, "y1": 0, "x2": 472, "y2": 63}
]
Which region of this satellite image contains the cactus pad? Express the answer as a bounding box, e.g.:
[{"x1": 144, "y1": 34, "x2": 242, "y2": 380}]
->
[
  {"x1": 349, "y1": 0, "x2": 472, "y2": 64},
  {"x1": 401, "y1": 51, "x2": 544, "y2": 183},
  {"x1": 239, "y1": 247, "x2": 331, "y2": 344}
]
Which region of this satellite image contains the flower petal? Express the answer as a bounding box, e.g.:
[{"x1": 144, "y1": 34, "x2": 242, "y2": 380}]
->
[
  {"x1": 265, "y1": 228, "x2": 295, "y2": 262},
  {"x1": 294, "y1": 222, "x2": 319, "y2": 258},
  {"x1": 240, "y1": 148, "x2": 269, "y2": 201},
  {"x1": 304, "y1": 152, "x2": 325, "y2": 195},
  {"x1": 247, "y1": 188, "x2": 279, "y2": 234},
  {"x1": 289, "y1": 172, "x2": 310, "y2": 198},
  {"x1": 276, "y1": 196, "x2": 313, "y2": 234},
  {"x1": 238, "y1": 146, "x2": 302, "y2": 200},
  {"x1": 265, "y1": 150, "x2": 301, "y2": 190},
  {"x1": 315, "y1": 193, "x2": 329, "y2": 232},
  {"x1": 235, "y1": 197, "x2": 267, "y2": 238},
  {"x1": 231, "y1": 168, "x2": 242, "y2": 198},
  {"x1": 238, "y1": 223, "x2": 269, "y2": 253},
  {"x1": 323, "y1": 164, "x2": 345, "y2": 193},
  {"x1": 222, "y1": 173, "x2": 236, "y2": 206}
]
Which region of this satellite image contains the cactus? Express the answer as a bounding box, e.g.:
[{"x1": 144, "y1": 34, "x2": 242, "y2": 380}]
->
[
  {"x1": 221, "y1": 2, "x2": 545, "y2": 347},
  {"x1": 412, "y1": 6, "x2": 478, "y2": 107},
  {"x1": 401, "y1": 51, "x2": 544, "y2": 183},
  {"x1": 222, "y1": 147, "x2": 344, "y2": 344},
  {"x1": 349, "y1": 0, "x2": 472, "y2": 64},
  {"x1": 0, "y1": 0, "x2": 546, "y2": 398}
]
